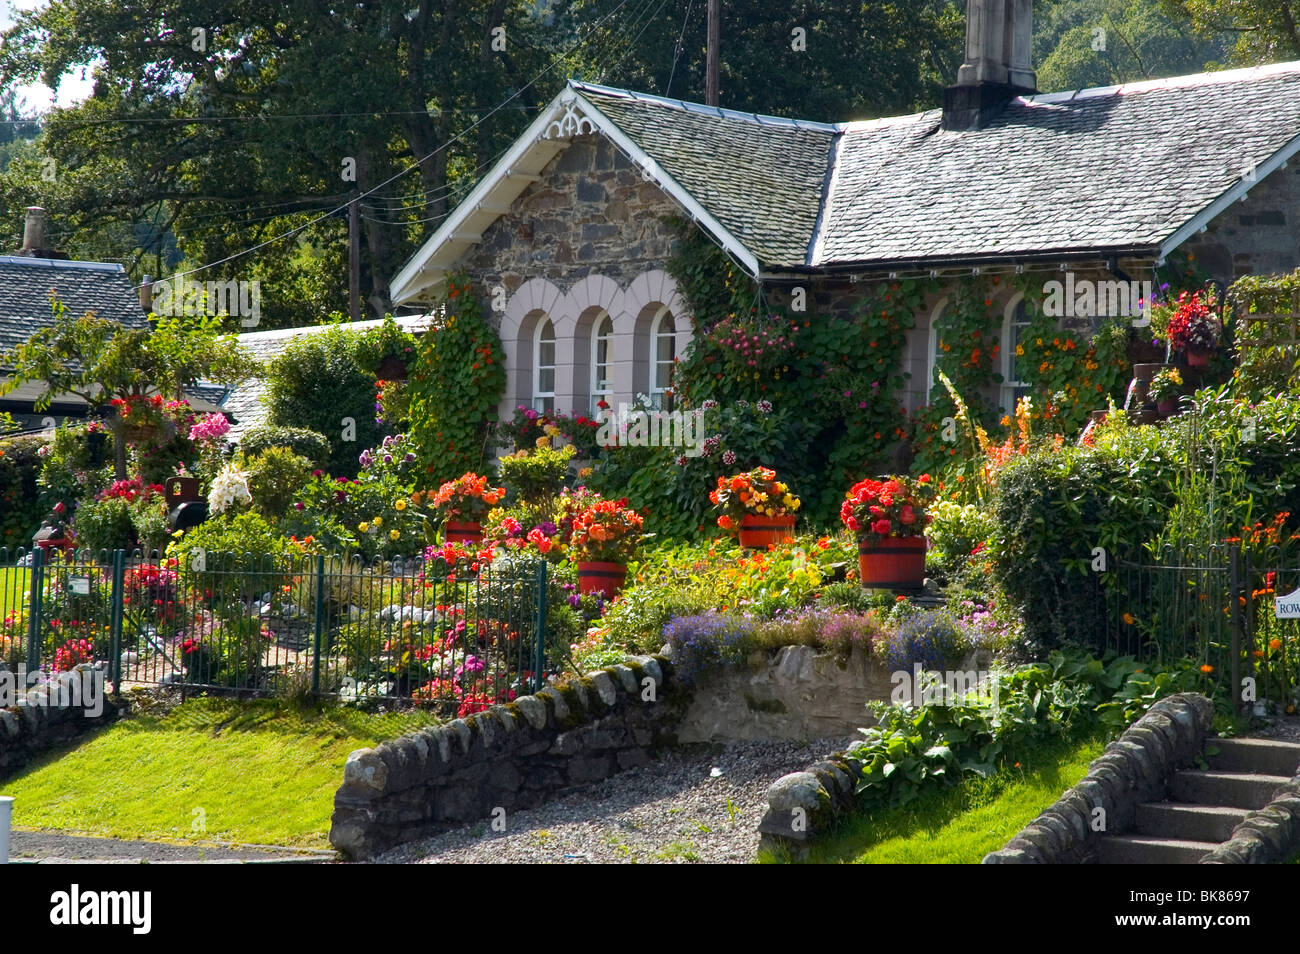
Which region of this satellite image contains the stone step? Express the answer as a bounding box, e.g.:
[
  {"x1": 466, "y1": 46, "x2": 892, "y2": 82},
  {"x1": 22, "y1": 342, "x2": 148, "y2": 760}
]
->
[
  {"x1": 1205, "y1": 738, "x2": 1300, "y2": 777},
  {"x1": 1096, "y1": 835, "x2": 1219, "y2": 865},
  {"x1": 1169, "y1": 770, "x2": 1291, "y2": 810},
  {"x1": 1134, "y1": 802, "x2": 1247, "y2": 842}
]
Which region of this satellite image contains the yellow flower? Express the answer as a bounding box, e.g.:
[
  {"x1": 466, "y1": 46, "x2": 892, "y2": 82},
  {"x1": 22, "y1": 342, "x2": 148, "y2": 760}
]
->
[
  {"x1": 1015, "y1": 344, "x2": 1024, "y2": 357},
  {"x1": 371, "y1": 516, "x2": 383, "y2": 528},
  {"x1": 792, "y1": 499, "x2": 801, "y2": 511},
  {"x1": 578, "y1": 467, "x2": 593, "y2": 478},
  {"x1": 389, "y1": 529, "x2": 400, "y2": 541},
  {"x1": 535, "y1": 436, "x2": 551, "y2": 448},
  {"x1": 394, "y1": 499, "x2": 407, "y2": 511},
  {"x1": 358, "y1": 522, "x2": 370, "y2": 533}
]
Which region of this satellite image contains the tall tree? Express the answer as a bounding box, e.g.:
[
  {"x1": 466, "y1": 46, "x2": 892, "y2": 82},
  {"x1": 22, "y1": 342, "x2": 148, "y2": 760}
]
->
[{"x1": 1162, "y1": 0, "x2": 1300, "y2": 63}]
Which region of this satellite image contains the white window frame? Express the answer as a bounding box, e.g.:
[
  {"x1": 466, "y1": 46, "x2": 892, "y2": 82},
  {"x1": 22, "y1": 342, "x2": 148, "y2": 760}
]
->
[
  {"x1": 1001, "y1": 295, "x2": 1031, "y2": 414},
  {"x1": 532, "y1": 316, "x2": 556, "y2": 413},
  {"x1": 649, "y1": 305, "x2": 676, "y2": 409},
  {"x1": 590, "y1": 310, "x2": 613, "y2": 413},
  {"x1": 926, "y1": 298, "x2": 948, "y2": 398}
]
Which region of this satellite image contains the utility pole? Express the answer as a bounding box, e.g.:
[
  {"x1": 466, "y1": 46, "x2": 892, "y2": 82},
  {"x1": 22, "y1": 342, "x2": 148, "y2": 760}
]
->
[
  {"x1": 348, "y1": 189, "x2": 361, "y2": 322},
  {"x1": 706, "y1": 0, "x2": 720, "y2": 106}
]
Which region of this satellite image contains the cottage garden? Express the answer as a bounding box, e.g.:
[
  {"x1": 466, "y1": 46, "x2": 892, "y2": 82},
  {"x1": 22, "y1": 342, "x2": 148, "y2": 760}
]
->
[{"x1": 2, "y1": 264, "x2": 1300, "y2": 859}]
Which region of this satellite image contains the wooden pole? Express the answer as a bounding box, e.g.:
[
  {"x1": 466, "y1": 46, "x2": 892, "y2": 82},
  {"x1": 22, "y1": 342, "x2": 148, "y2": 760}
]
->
[
  {"x1": 348, "y1": 190, "x2": 361, "y2": 322},
  {"x1": 706, "y1": 0, "x2": 720, "y2": 106}
]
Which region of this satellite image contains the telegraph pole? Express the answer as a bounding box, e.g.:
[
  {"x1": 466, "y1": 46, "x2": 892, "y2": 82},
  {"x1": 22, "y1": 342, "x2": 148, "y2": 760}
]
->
[
  {"x1": 348, "y1": 189, "x2": 361, "y2": 322},
  {"x1": 706, "y1": 0, "x2": 720, "y2": 106}
]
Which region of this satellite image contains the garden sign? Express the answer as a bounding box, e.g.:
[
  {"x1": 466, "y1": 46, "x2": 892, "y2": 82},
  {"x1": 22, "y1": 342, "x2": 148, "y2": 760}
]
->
[{"x1": 1274, "y1": 585, "x2": 1300, "y2": 619}]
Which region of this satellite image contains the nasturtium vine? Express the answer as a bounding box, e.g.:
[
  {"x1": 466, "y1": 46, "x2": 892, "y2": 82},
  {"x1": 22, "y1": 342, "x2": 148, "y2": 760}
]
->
[{"x1": 407, "y1": 273, "x2": 506, "y2": 488}]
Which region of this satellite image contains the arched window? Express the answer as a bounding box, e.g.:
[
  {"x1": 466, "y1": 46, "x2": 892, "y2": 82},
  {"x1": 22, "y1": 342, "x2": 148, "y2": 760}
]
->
[
  {"x1": 1001, "y1": 298, "x2": 1031, "y2": 413},
  {"x1": 649, "y1": 307, "x2": 676, "y2": 409},
  {"x1": 533, "y1": 317, "x2": 556, "y2": 413},
  {"x1": 590, "y1": 311, "x2": 613, "y2": 413}
]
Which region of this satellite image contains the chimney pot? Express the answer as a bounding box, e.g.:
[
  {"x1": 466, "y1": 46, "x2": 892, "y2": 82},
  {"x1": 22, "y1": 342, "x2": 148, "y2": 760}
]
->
[
  {"x1": 140, "y1": 275, "x2": 153, "y2": 313},
  {"x1": 943, "y1": 0, "x2": 1037, "y2": 131},
  {"x1": 22, "y1": 206, "x2": 47, "y2": 252}
]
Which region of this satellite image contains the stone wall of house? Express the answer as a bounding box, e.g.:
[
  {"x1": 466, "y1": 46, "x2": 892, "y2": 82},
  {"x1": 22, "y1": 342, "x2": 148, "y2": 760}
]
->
[
  {"x1": 0, "y1": 667, "x2": 122, "y2": 781},
  {"x1": 1183, "y1": 163, "x2": 1300, "y2": 284},
  {"x1": 461, "y1": 135, "x2": 682, "y2": 305}
]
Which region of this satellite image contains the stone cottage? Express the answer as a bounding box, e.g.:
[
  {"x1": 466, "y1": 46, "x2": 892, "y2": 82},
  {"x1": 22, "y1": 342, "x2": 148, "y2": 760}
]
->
[{"x1": 388, "y1": 0, "x2": 1300, "y2": 424}]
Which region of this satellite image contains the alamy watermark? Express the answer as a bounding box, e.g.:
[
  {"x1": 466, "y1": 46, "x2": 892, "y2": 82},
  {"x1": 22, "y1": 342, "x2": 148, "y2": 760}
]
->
[
  {"x1": 152, "y1": 277, "x2": 261, "y2": 326},
  {"x1": 594, "y1": 404, "x2": 706, "y2": 457},
  {"x1": 890, "y1": 665, "x2": 1000, "y2": 710},
  {"x1": 0, "y1": 665, "x2": 105, "y2": 717},
  {"x1": 1042, "y1": 274, "x2": 1152, "y2": 327}
]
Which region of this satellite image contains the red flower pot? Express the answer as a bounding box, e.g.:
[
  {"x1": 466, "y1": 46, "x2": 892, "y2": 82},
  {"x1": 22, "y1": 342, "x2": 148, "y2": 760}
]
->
[
  {"x1": 444, "y1": 521, "x2": 483, "y2": 545},
  {"x1": 1157, "y1": 398, "x2": 1177, "y2": 416},
  {"x1": 858, "y1": 535, "x2": 926, "y2": 590},
  {"x1": 1185, "y1": 349, "x2": 1211, "y2": 368},
  {"x1": 738, "y1": 514, "x2": 796, "y2": 549},
  {"x1": 577, "y1": 561, "x2": 626, "y2": 597}
]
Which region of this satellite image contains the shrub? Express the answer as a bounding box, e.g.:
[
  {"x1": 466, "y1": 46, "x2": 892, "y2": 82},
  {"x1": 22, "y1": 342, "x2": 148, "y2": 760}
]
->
[
  {"x1": 168, "y1": 511, "x2": 302, "y2": 601},
  {"x1": 0, "y1": 435, "x2": 47, "y2": 549},
  {"x1": 264, "y1": 325, "x2": 381, "y2": 477},
  {"x1": 72, "y1": 496, "x2": 137, "y2": 552},
  {"x1": 498, "y1": 444, "x2": 575, "y2": 504},
  {"x1": 238, "y1": 447, "x2": 313, "y2": 519},
  {"x1": 239, "y1": 425, "x2": 331, "y2": 467}
]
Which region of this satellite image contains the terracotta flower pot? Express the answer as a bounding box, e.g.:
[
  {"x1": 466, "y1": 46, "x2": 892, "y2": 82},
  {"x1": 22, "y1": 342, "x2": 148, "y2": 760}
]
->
[
  {"x1": 738, "y1": 513, "x2": 796, "y2": 549},
  {"x1": 444, "y1": 521, "x2": 483, "y2": 545},
  {"x1": 1185, "y1": 349, "x2": 1211, "y2": 368},
  {"x1": 858, "y1": 535, "x2": 926, "y2": 590},
  {"x1": 1157, "y1": 398, "x2": 1178, "y2": 416},
  {"x1": 577, "y1": 561, "x2": 626, "y2": 597}
]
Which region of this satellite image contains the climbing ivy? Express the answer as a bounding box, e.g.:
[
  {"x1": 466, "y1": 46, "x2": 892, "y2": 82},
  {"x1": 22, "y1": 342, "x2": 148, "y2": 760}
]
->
[
  {"x1": 407, "y1": 272, "x2": 506, "y2": 488},
  {"x1": 662, "y1": 215, "x2": 758, "y2": 330}
]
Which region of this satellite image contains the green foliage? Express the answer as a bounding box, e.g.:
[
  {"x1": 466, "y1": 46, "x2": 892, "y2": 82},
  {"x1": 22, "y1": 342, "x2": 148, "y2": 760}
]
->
[
  {"x1": 1162, "y1": 0, "x2": 1300, "y2": 64},
  {"x1": 926, "y1": 498, "x2": 998, "y2": 581},
  {"x1": 1225, "y1": 269, "x2": 1300, "y2": 400},
  {"x1": 239, "y1": 425, "x2": 332, "y2": 468},
  {"x1": 72, "y1": 496, "x2": 137, "y2": 553},
  {"x1": 407, "y1": 275, "x2": 506, "y2": 488},
  {"x1": 238, "y1": 448, "x2": 314, "y2": 520},
  {"x1": 264, "y1": 324, "x2": 379, "y2": 478},
  {"x1": 0, "y1": 435, "x2": 47, "y2": 549},
  {"x1": 499, "y1": 444, "x2": 575, "y2": 505},
  {"x1": 354, "y1": 315, "x2": 418, "y2": 374},
  {"x1": 167, "y1": 511, "x2": 301, "y2": 599}
]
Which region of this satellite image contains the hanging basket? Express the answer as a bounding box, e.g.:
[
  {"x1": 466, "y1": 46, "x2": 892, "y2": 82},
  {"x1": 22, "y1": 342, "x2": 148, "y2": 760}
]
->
[
  {"x1": 577, "y1": 561, "x2": 626, "y2": 597},
  {"x1": 122, "y1": 422, "x2": 161, "y2": 444},
  {"x1": 444, "y1": 521, "x2": 484, "y2": 545},
  {"x1": 858, "y1": 535, "x2": 926, "y2": 590},
  {"x1": 738, "y1": 514, "x2": 796, "y2": 549}
]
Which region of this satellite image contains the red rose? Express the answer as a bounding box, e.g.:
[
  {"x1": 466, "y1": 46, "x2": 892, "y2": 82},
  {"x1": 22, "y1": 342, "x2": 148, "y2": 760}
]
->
[
  {"x1": 900, "y1": 506, "x2": 916, "y2": 525},
  {"x1": 871, "y1": 519, "x2": 892, "y2": 536}
]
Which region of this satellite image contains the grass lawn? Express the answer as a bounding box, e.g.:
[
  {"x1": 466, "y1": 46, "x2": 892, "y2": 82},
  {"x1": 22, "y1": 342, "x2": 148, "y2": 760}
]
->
[
  {"x1": 1, "y1": 696, "x2": 439, "y2": 849},
  {"x1": 0, "y1": 566, "x2": 29, "y2": 617},
  {"x1": 764, "y1": 732, "x2": 1108, "y2": 864}
]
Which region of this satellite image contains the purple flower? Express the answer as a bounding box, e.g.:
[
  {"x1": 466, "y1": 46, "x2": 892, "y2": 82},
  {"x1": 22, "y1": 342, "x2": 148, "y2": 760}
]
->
[
  {"x1": 294, "y1": 502, "x2": 304, "y2": 511},
  {"x1": 722, "y1": 449, "x2": 736, "y2": 465},
  {"x1": 568, "y1": 594, "x2": 581, "y2": 608},
  {"x1": 757, "y1": 400, "x2": 772, "y2": 413},
  {"x1": 383, "y1": 454, "x2": 393, "y2": 464}
]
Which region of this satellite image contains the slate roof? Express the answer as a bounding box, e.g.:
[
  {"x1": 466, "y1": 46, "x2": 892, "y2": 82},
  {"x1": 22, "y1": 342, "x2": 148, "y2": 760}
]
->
[
  {"x1": 568, "y1": 61, "x2": 1300, "y2": 270},
  {"x1": 574, "y1": 84, "x2": 836, "y2": 266},
  {"x1": 0, "y1": 255, "x2": 149, "y2": 366}
]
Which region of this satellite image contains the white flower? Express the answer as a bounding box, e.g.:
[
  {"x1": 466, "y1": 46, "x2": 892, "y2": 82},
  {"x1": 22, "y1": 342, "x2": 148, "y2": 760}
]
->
[{"x1": 208, "y1": 463, "x2": 252, "y2": 514}]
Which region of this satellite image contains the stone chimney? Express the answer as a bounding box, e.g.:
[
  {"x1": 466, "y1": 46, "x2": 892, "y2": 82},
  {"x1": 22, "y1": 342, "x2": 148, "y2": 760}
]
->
[
  {"x1": 942, "y1": 0, "x2": 1037, "y2": 132},
  {"x1": 16, "y1": 206, "x2": 69, "y2": 259}
]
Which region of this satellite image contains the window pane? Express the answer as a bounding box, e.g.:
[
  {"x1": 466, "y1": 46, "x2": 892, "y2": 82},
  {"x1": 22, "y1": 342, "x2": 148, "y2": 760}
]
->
[
  {"x1": 656, "y1": 334, "x2": 674, "y2": 363},
  {"x1": 539, "y1": 341, "x2": 555, "y2": 367},
  {"x1": 539, "y1": 368, "x2": 555, "y2": 393}
]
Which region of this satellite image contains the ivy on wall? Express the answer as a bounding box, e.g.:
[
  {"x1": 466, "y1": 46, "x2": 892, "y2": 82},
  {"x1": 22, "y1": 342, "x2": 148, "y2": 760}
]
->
[{"x1": 407, "y1": 272, "x2": 507, "y2": 488}]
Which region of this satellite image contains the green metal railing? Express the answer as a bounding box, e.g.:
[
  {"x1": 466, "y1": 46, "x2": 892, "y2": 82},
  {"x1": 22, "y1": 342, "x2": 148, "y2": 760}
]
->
[{"x1": 0, "y1": 546, "x2": 549, "y2": 714}]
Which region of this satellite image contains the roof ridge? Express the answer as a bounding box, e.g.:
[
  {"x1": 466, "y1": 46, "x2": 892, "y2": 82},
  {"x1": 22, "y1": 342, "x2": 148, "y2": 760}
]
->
[
  {"x1": 567, "y1": 79, "x2": 840, "y2": 133},
  {"x1": 0, "y1": 254, "x2": 124, "y2": 273},
  {"x1": 1024, "y1": 57, "x2": 1300, "y2": 105}
]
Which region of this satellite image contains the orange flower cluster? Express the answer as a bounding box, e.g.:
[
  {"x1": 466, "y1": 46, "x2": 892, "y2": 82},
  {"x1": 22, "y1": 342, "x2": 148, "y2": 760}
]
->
[
  {"x1": 569, "y1": 498, "x2": 644, "y2": 563},
  {"x1": 428, "y1": 472, "x2": 505, "y2": 521},
  {"x1": 711, "y1": 466, "x2": 800, "y2": 530}
]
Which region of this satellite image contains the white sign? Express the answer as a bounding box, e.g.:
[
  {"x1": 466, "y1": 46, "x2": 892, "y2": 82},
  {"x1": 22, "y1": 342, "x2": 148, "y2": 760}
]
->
[
  {"x1": 69, "y1": 576, "x2": 90, "y2": 596},
  {"x1": 1275, "y1": 585, "x2": 1300, "y2": 618}
]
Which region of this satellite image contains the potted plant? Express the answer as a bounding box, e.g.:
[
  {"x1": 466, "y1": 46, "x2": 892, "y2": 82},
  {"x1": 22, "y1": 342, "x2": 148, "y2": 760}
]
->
[
  {"x1": 356, "y1": 316, "x2": 418, "y2": 380},
  {"x1": 568, "y1": 497, "x2": 643, "y2": 596},
  {"x1": 1148, "y1": 367, "x2": 1183, "y2": 416},
  {"x1": 840, "y1": 474, "x2": 933, "y2": 590},
  {"x1": 1163, "y1": 290, "x2": 1221, "y2": 367},
  {"x1": 710, "y1": 466, "x2": 801, "y2": 548},
  {"x1": 427, "y1": 472, "x2": 505, "y2": 544}
]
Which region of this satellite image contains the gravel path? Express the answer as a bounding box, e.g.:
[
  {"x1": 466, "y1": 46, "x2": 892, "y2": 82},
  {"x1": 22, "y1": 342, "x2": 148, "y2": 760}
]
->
[
  {"x1": 1245, "y1": 714, "x2": 1300, "y2": 744},
  {"x1": 7, "y1": 830, "x2": 331, "y2": 864},
  {"x1": 376, "y1": 737, "x2": 850, "y2": 864}
]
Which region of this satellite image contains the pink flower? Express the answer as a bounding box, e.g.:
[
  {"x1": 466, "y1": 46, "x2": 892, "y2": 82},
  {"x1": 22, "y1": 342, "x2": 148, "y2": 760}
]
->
[{"x1": 871, "y1": 518, "x2": 892, "y2": 536}]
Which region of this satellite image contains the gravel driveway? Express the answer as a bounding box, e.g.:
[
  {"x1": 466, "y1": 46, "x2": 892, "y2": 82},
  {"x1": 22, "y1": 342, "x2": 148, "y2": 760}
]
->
[{"x1": 375, "y1": 737, "x2": 850, "y2": 864}]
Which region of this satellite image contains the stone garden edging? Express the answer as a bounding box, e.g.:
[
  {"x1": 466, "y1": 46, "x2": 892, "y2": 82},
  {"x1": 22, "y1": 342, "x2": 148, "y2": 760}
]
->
[
  {"x1": 1200, "y1": 772, "x2": 1300, "y2": 864},
  {"x1": 982, "y1": 692, "x2": 1214, "y2": 863},
  {"x1": 0, "y1": 667, "x2": 123, "y2": 782},
  {"x1": 328, "y1": 654, "x2": 689, "y2": 860}
]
